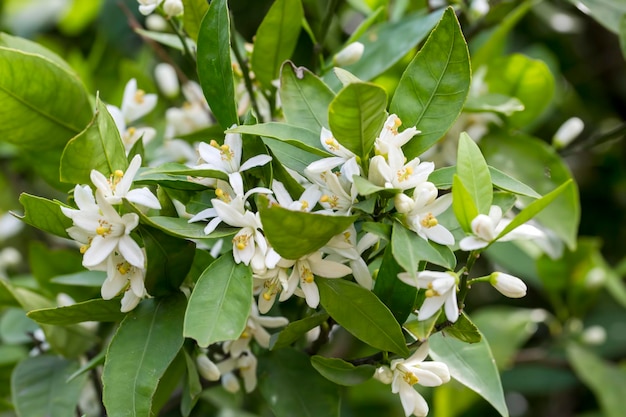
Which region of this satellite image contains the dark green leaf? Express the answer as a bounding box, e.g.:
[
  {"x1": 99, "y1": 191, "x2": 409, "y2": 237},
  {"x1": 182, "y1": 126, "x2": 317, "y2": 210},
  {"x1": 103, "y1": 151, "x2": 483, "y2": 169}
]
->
[
  {"x1": 262, "y1": 137, "x2": 322, "y2": 175},
  {"x1": 27, "y1": 298, "x2": 126, "y2": 325},
  {"x1": 270, "y1": 312, "x2": 329, "y2": 350},
  {"x1": 392, "y1": 221, "x2": 455, "y2": 271},
  {"x1": 374, "y1": 244, "x2": 416, "y2": 323},
  {"x1": 311, "y1": 356, "x2": 375, "y2": 386},
  {"x1": 228, "y1": 123, "x2": 329, "y2": 156},
  {"x1": 441, "y1": 312, "x2": 482, "y2": 343},
  {"x1": 15, "y1": 193, "x2": 72, "y2": 239}
]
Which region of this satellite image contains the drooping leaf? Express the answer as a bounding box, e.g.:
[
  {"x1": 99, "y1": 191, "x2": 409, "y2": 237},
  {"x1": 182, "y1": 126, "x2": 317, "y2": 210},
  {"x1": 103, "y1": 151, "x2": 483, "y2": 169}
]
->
[
  {"x1": 270, "y1": 312, "x2": 329, "y2": 350},
  {"x1": 102, "y1": 294, "x2": 186, "y2": 417},
  {"x1": 183, "y1": 256, "x2": 252, "y2": 347},
  {"x1": 390, "y1": 7, "x2": 471, "y2": 159},
  {"x1": 11, "y1": 355, "x2": 86, "y2": 417},
  {"x1": 27, "y1": 298, "x2": 126, "y2": 325},
  {"x1": 452, "y1": 174, "x2": 478, "y2": 234},
  {"x1": 374, "y1": 244, "x2": 417, "y2": 324},
  {"x1": 197, "y1": 0, "x2": 238, "y2": 129},
  {"x1": 456, "y1": 132, "x2": 493, "y2": 214},
  {"x1": 60, "y1": 97, "x2": 128, "y2": 185},
  {"x1": 15, "y1": 193, "x2": 72, "y2": 239},
  {"x1": 251, "y1": 0, "x2": 303, "y2": 90},
  {"x1": 328, "y1": 82, "x2": 387, "y2": 160},
  {"x1": 429, "y1": 329, "x2": 509, "y2": 417},
  {"x1": 318, "y1": 278, "x2": 409, "y2": 356},
  {"x1": 228, "y1": 123, "x2": 329, "y2": 156},
  {"x1": 182, "y1": 0, "x2": 209, "y2": 41},
  {"x1": 135, "y1": 28, "x2": 196, "y2": 51},
  {"x1": 391, "y1": 221, "x2": 456, "y2": 272},
  {"x1": 311, "y1": 356, "x2": 375, "y2": 386},
  {"x1": 463, "y1": 94, "x2": 525, "y2": 116},
  {"x1": 262, "y1": 137, "x2": 322, "y2": 175}
]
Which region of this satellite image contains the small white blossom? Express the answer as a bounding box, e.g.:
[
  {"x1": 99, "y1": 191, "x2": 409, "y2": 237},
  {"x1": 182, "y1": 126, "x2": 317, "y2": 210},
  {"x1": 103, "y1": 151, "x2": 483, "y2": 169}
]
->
[
  {"x1": 196, "y1": 129, "x2": 272, "y2": 176},
  {"x1": 375, "y1": 115, "x2": 420, "y2": 162},
  {"x1": 226, "y1": 304, "x2": 289, "y2": 357},
  {"x1": 397, "y1": 270, "x2": 459, "y2": 322},
  {"x1": 163, "y1": 0, "x2": 183, "y2": 17},
  {"x1": 154, "y1": 63, "x2": 180, "y2": 98},
  {"x1": 137, "y1": 0, "x2": 163, "y2": 15},
  {"x1": 271, "y1": 180, "x2": 321, "y2": 212},
  {"x1": 324, "y1": 225, "x2": 378, "y2": 289},
  {"x1": 490, "y1": 272, "x2": 527, "y2": 298},
  {"x1": 368, "y1": 151, "x2": 433, "y2": 191},
  {"x1": 399, "y1": 182, "x2": 454, "y2": 245},
  {"x1": 306, "y1": 127, "x2": 360, "y2": 182},
  {"x1": 333, "y1": 42, "x2": 364, "y2": 66},
  {"x1": 196, "y1": 354, "x2": 221, "y2": 381}
]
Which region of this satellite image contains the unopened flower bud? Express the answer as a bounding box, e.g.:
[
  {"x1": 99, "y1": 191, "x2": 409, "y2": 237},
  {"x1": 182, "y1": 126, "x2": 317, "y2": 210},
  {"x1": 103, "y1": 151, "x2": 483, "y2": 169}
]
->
[
  {"x1": 553, "y1": 117, "x2": 584, "y2": 149},
  {"x1": 333, "y1": 42, "x2": 364, "y2": 66},
  {"x1": 373, "y1": 365, "x2": 393, "y2": 384},
  {"x1": 221, "y1": 372, "x2": 241, "y2": 393},
  {"x1": 394, "y1": 193, "x2": 414, "y2": 214},
  {"x1": 145, "y1": 14, "x2": 168, "y2": 31},
  {"x1": 490, "y1": 272, "x2": 527, "y2": 298},
  {"x1": 196, "y1": 354, "x2": 221, "y2": 381},
  {"x1": 0, "y1": 247, "x2": 21, "y2": 267},
  {"x1": 154, "y1": 63, "x2": 180, "y2": 98},
  {"x1": 163, "y1": 0, "x2": 184, "y2": 17}
]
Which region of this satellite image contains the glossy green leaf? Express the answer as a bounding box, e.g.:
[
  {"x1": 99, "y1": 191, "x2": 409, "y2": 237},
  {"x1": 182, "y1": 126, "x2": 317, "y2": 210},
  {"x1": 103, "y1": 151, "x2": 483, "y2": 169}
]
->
[
  {"x1": 429, "y1": 329, "x2": 509, "y2": 417},
  {"x1": 138, "y1": 163, "x2": 228, "y2": 181},
  {"x1": 279, "y1": 62, "x2": 335, "y2": 133},
  {"x1": 270, "y1": 312, "x2": 329, "y2": 350},
  {"x1": 66, "y1": 350, "x2": 106, "y2": 383},
  {"x1": 197, "y1": 0, "x2": 238, "y2": 129},
  {"x1": 464, "y1": 94, "x2": 525, "y2": 116},
  {"x1": 456, "y1": 132, "x2": 493, "y2": 214},
  {"x1": 404, "y1": 311, "x2": 440, "y2": 342},
  {"x1": 0, "y1": 32, "x2": 74, "y2": 72},
  {"x1": 452, "y1": 174, "x2": 478, "y2": 234},
  {"x1": 0, "y1": 308, "x2": 38, "y2": 345},
  {"x1": 318, "y1": 278, "x2": 409, "y2": 356},
  {"x1": 15, "y1": 193, "x2": 72, "y2": 239},
  {"x1": 182, "y1": 0, "x2": 209, "y2": 41},
  {"x1": 332, "y1": 67, "x2": 363, "y2": 86},
  {"x1": 482, "y1": 132, "x2": 579, "y2": 249},
  {"x1": 11, "y1": 355, "x2": 86, "y2": 417},
  {"x1": 311, "y1": 356, "x2": 375, "y2": 386},
  {"x1": 259, "y1": 349, "x2": 340, "y2": 417},
  {"x1": 484, "y1": 54, "x2": 554, "y2": 128},
  {"x1": 60, "y1": 97, "x2": 128, "y2": 185},
  {"x1": 184, "y1": 256, "x2": 252, "y2": 347},
  {"x1": 0, "y1": 41, "x2": 92, "y2": 150},
  {"x1": 392, "y1": 221, "x2": 455, "y2": 273},
  {"x1": 27, "y1": 298, "x2": 126, "y2": 325},
  {"x1": 228, "y1": 123, "x2": 328, "y2": 156},
  {"x1": 251, "y1": 0, "x2": 303, "y2": 90},
  {"x1": 441, "y1": 313, "x2": 481, "y2": 344},
  {"x1": 352, "y1": 175, "x2": 400, "y2": 197},
  {"x1": 429, "y1": 166, "x2": 541, "y2": 198},
  {"x1": 259, "y1": 197, "x2": 358, "y2": 259},
  {"x1": 262, "y1": 137, "x2": 322, "y2": 175},
  {"x1": 328, "y1": 82, "x2": 387, "y2": 160},
  {"x1": 374, "y1": 244, "x2": 416, "y2": 323},
  {"x1": 102, "y1": 294, "x2": 186, "y2": 417},
  {"x1": 390, "y1": 7, "x2": 471, "y2": 159},
  {"x1": 51, "y1": 270, "x2": 106, "y2": 287},
  {"x1": 567, "y1": 343, "x2": 626, "y2": 417},
  {"x1": 181, "y1": 351, "x2": 202, "y2": 416}
]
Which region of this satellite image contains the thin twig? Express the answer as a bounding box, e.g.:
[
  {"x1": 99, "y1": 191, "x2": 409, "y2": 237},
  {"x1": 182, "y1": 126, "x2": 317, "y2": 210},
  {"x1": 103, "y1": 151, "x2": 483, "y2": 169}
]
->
[{"x1": 230, "y1": 20, "x2": 264, "y2": 123}]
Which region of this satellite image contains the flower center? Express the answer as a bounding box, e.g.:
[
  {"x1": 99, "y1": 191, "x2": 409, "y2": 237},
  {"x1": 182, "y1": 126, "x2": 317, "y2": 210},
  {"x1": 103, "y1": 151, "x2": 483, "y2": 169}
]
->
[
  {"x1": 398, "y1": 364, "x2": 419, "y2": 385},
  {"x1": 396, "y1": 166, "x2": 413, "y2": 182},
  {"x1": 134, "y1": 89, "x2": 145, "y2": 104},
  {"x1": 300, "y1": 266, "x2": 314, "y2": 283},
  {"x1": 96, "y1": 220, "x2": 112, "y2": 236},
  {"x1": 215, "y1": 188, "x2": 232, "y2": 203},
  {"x1": 117, "y1": 261, "x2": 133, "y2": 275},
  {"x1": 233, "y1": 233, "x2": 251, "y2": 250},
  {"x1": 262, "y1": 278, "x2": 280, "y2": 301},
  {"x1": 324, "y1": 137, "x2": 340, "y2": 152},
  {"x1": 420, "y1": 213, "x2": 438, "y2": 228},
  {"x1": 320, "y1": 194, "x2": 339, "y2": 208}
]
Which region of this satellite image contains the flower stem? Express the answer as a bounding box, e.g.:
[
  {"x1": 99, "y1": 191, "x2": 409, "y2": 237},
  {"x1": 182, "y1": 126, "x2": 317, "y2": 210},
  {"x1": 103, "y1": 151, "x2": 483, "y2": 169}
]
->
[
  {"x1": 457, "y1": 250, "x2": 480, "y2": 311},
  {"x1": 230, "y1": 23, "x2": 264, "y2": 123}
]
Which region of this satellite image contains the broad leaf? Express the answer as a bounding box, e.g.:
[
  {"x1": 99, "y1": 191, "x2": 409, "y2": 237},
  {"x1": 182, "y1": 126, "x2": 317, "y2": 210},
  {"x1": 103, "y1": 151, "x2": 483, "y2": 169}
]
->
[
  {"x1": 328, "y1": 82, "x2": 387, "y2": 159},
  {"x1": 251, "y1": 0, "x2": 303, "y2": 90},
  {"x1": 318, "y1": 278, "x2": 409, "y2": 356},
  {"x1": 374, "y1": 244, "x2": 417, "y2": 324},
  {"x1": 569, "y1": 0, "x2": 626, "y2": 33},
  {"x1": 429, "y1": 330, "x2": 509, "y2": 417},
  {"x1": 441, "y1": 312, "x2": 481, "y2": 344},
  {"x1": 27, "y1": 298, "x2": 126, "y2": 325},
  {"x1": 228, "y1": 123, "x2": 328, "y2": 156},
  {"x1": 11, "y1": 355, "x2": 86, "y2": 417},
  {"x1": 404, "y1": 311, "x2": 440, "y2": 342},
  {"x1": 392, "y1": 221, "x2": 456, "y2": 272},
  {"x1": 197, "y1": 0, "x2": 238, "y2": 129},
  {"x1": 270, "y1": 312, "x2": 329, "y2": 350},
  {"x1": 183, "y1": 256, "x2": 252, "y2": 347},
  {"x1": 456, "y1": 132, "x2": 493, "y2": 214},
  {"x1": 262, "y1": 137, "x2": 322, "y2": 175},
  {"x1": 429, "y1": 166, "x2": 541, "y2": 198},
  {"x1": 102, "y1": 294, "x2": 186, "y2": 417},
  {"x1": 464, "y1": 94, "x2": 525, "y2": 116},
  {"x1": 452, "y1": 174, "x2": 478, "y2": 234},
  {"x1": 182, "y1": 0, "x2": 209, "y2": 41},
  {"x1": 311, "y1": 356, "x2": 375, "y2": 386},
  {"x1": 390, "y1": 7, "x2": 471, "y2": 159},
  {"x1": 60, "y1": 97, "x2": 128, "y2": 185},
  {"x1": 16, "y1": 193, "x2": 72, "y2": 239},
  {"x1": 51, "y1": 270, "x2": 106, "y2": 287}
]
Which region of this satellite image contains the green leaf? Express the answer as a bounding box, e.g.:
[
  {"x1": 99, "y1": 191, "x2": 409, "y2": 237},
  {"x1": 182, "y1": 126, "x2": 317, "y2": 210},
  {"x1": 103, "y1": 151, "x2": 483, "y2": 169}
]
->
[
  {"x1": 135, "y1": 28, "x2": 196, "y2": 52},
  {"x1": 429, "y1": 329, "x2": 509, "y2": 417},
  {"x1": 251, "y1": 0, "x2": 303, "y2": 90},
  {"x1": 481, "y1": 131, "x2": 579, "y2": 249},
  {"x1": 390, "y1": 7, "x2": 471, "y2": 159},
  {"x1": 374, "y1": 244, "x2": 417, "y2": 323},
  {"x1": 352, "y1": 175, "x2": 400, "y2": 197},
  {"x1": 270, "y1": 312, "x2": 329, "y2": 350},
  {"x1": 0, "y1": 308, "x2": 38, "y2": 344},
  {"x1": 456, "y1": 132, "x2": 493, "y2": 214},
  {"x1": 484, "y1": 54, "x2": 555, "y2": 128},
  {"x1": 441, "y1": 313, "x2": 482, "y2": 344},
  {"x1": 392, "y1": 221, "x2": 455, "y2": 272},
  {"x1": 569, "y1": 0, "x2": 626, "y2": 33},
  {"x1": 311, "y1": 356, "x2": 375, "y2": 386},
  {"x1": 328, "y1": 82, "x2": 387, "y2": 160},
  {"x1": 0, "y1": 32, "x2": 74, "y2": 73},
  {"x1": 141, "y1": 226, "x2": 196, "y2": 297},
  {"x1": 0, "y1": 41, "x2": 92, "y2": 150},
  {"x1": 197, "y1": 0, "x2": 238, "y2": 129},
  {"x1": 51, "y1": 270, "x2": 106, "y2": 287},
  {"x1": 262, "y1": 137, "x2": 322, "y2": 175},
  {"x1": 620, "y1": 15, "x2": 626, "y2": 59},
  {"x1": 60, "y1": 97, "x2": 128, "y2": 185},
  {"x1": 11, "y1": 355, "x2": 86, "y2": 417},
  {"x1": 567, "y1": 343, "x2": 626, "y2": 417},
  {"x1": 0, "y1": 345, "x2": 27, "y2": 367},
  {"x1": 404, "y1": 311, "x2": 440, "y2": 342},
  {"x1": 430, "y1": 166, "x2": 541, "y2": 198},
  {"x1": 183, "y1": 256, "x2": 252, "y2": 347},
  {"x1": 259, "y1": 197, "x2": 358, "y2": 259},
  {"x1": 227, "y1": 123, "x2": 329, "y2": 156},
  {"x1": 139, "y1": 163, "x2": 228, "y2": 181},
  {"x1": 102, "y1": 294, "x2": 186, "y2": 417},
  {"x1": 182, "y1": 0, "x2": 209, "y2": 41},
  {"x1": 279, "y1": 62, "x2": 335, "y2": 133},
  {"x1": 452, "y1": 174, "x2": 478, "y2": 234},
  {"x1": 259, "y1": 349, "x2": 339, "y2": 417},
  {"x1": 57, "y1": 0, "x2": 103, "y2": 36},
  {"x1": 15, "y1": 193, "x2": 72, "y2": 239},
  {"x1": 27, "y1": 298, "x2": 126, "y2": 325},
  {"x1": 318, "y1": 278, "x2": 409, "y2": 356},
  {"x1": 464, "y1": 94, "x2": 525, "y2": 116}
]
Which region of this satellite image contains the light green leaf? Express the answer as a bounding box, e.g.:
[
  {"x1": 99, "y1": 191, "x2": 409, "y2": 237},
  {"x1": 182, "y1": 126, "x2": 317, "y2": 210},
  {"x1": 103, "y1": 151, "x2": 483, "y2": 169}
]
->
[
  {"x1": 374, "y1": 244, "x2": 417, "y2": 324},
  {"x1": 352, "y1": 175, "x2": 400, "y2": 197},
  {"x1": 0, "y1": 345, "x2": 27, "y2": 367},
  {"x1": 135, "y1": 28, "x2": 196, "y2": 52},
  {"x1": 102, "y1": 294, "x2": 186, "y2": 417},
  {"x1": 259, "y1": 197, "x2": 357, "y2": 259},
  {"x1": 392, "y1": 221, "x2": 455, "y2": 272},
  {"x1": 569, "y1": 0, "x2": 626, "y2": 33},
  {"x1": 183, "y1": 256, "x2": 252, "y2": 347},
  {"x1": 138, "y1": 163, "x2": 229, "y2": 181},
  {"x1": 51, "y1": 270, "x2": 106, "y2": 287},
  {"x1": 318, "y1": 278, "x2": 409, "y2": 356},
  {"x1": 567, "y1": 343, "x2": 626, "y2": 417},
  {"x1": 441, "y1": 312, "x2": 481, "y2": 344},
  {"x1": 456, "y1": 132, "x2": 493, "y2": 214},
  {"x1": 15, "y1": 193, "x2": 72, "y2": 239},
  {"x1": 258, "y1": 349, "x2": 340, "y2": 417},
  {"x1": 182, "y1": 0, "x2": 209, "y2": 41},
  {"x1": 464, "y1": 94, "x2": 525, "y2": 116},
  {"x1": 429, "y1": 166, "x2": 541, "y2": 198},
  {"x1": 270, "y1": 312, "x2": 329, "y2": 350},
  {"x1": 404, "y1": 311, "x2": 440, "y2": 342},
  {"x1": 332, "y1": 67, "x2": 362, "y2": 86},
  {"x1": 328, "y1": 82, "x2": 387, "y2": 160},
  {"x1": 12, "y1": 355, "x2": 86, "y2": 417},
  {"x1": 262, "y1": 137, "x2": 322, "y2": 175},
  {"x1": 228, "y1": 123, "x2": 329, "y2": 156},
  {"x1": 429, "y1": 329, "x2": 509, "y2": 417},
  {"x1": 452, "y1": 174, "x2": 478, "y2": 233},
  {"x1": 0, "y1": 32, "x2": 74, "y2": 73},
  {"x1": 57, "y1": 0, "x2": 103, "y2": 36},
  {"x1": 197, "y1": 0, "x2": 238, "y2": 129},
  {"x1": 279, "y1": 62, "x2": 335, "y2": 133},
  {"x1": 251, "y1": 0, "x2": 303, "y2": 90},
  {"x1": 311, "y1": 356, "x2": 375, "y2": 386},
  {"x1": 60, "y1": 97, "x2": 128, "y2": 185},
  {"x1": 390, "y1": 7, "x2": 471, "y2": 159},
  {"x1": 27, "y1": 298, "x2": 126, "y2": 325}
]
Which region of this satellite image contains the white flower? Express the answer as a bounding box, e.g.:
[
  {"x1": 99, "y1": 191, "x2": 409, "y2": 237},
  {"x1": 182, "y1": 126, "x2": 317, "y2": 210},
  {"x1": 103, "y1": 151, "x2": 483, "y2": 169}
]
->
[
  {"x1": 120, "y1": 78, "x2": 158, "y2": 125},
  {"x1": 196, "y1": 354, "x2": 221, "y2": 381},
  {"x1": 196, "y1": 129, "x2": 272, "y2": 175},
  {"x1": 137, "y1": 0, "x2": 163, "y2": 15},
  {"x1": 99, "y1": 252, "x2": 147, "y2": 308},
  {"x1": 306, "y1": 170, "x2": 358, "y2": 214},
  {"x1": 400, "y1": 182, "x2": 454, "y2": 245},
  {"x1": 490, "y1": 272, "x2": 527, "y2": 298},
  {"x1": 333, "y1": 42, "x2": 364, "y2": 66},
  {"x1": 216, "y1": 350, "x2": 258, "y2": 393},
  {"x1": 163, "y1": 0, "x2": 183, "y2": 17},
  {"x1": 390, "y1": 342, "x2": 450, "y2": 417},
  {"x1": 553, "y1": 117, "x2": 584, "y2": 149},
  {"x1": 254, "y1": 265, "x2": 290, "y2": 313},
  {"x1": 121, "y1": 126, "x2": 156, "y2": 152},
  {"x1": 397, "y1": 270, "x2": 459, "y2": 322},
  {"x1": 324, "y1": 225, "x2": 378, "y2": 289},
  {"x1": 90, "y1": 155, "x2": 161, "y2": 209},
  {"x1": 154, "y1": 63, "x2": 180, "y2": 98},
  {"x1": 375, "y1": 115, "x2": 420, "y2": 161},
  {"x1": 271, "y1": 180, "x2": 321, "y2": 212},
  {"x1": 305, "y1": 127, "x2": 360, "y2": 182},
  {"x1": 164, "y1": 81, "x2": 212, "y2": 139},
  {"x1": 226, "y1": 304, "x2": 289, "y2": 357},
  {"x1": 459, "y1": 205, "x2": 544, "y2": 251},
  {"x1": 368, "y1": 152, "x2": 433, "y2": 191}
]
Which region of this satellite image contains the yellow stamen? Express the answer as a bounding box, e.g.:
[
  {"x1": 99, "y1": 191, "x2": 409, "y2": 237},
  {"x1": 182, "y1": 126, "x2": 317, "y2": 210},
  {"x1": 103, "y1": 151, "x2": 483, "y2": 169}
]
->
[
  {"x1": 263, "y1": 291, "x2": 272, "y2": 301},
  {"x1": 300, "y1": 201, "x2": 309, "y2": 211},
  {"x1": 79, "y1": 245, "x2": 89, "y2": 254},
  {"x1": 343, "y1": 232, "x2": 351, "y2": 243},
  {"x1": 210, "y1": 139, "x2": 219, "y2": 148},
  {"x1": 425, "y1": 289, "x2": 439, "y2": 298},
  {"x1": 233, "y1": 234, "x2": 250, "y2": 250},
  {"x1": 420, "y1": 213, "x2": 438, "y2": 228},
  {"x1": 96, "y1": 225, "x2": 111, "y2": 236},
  {"x1": 302, "y1": 267, "x2": 314, "y2": 283},
  {"x1": 134, "y1": 89, "x2": 145, "y2": 104},
  {"x1": 320, "y1": 195, "x2": 330, "y2": 203},
  {"x1": 402, "y1": 371, "x2": 419, "y2": 385},
  {"x1": 117, "y1": 262, "x2": 131, "y2": 275},
  {"x1": 397, "y1": 166, "x2": 413, "y2": 182}
]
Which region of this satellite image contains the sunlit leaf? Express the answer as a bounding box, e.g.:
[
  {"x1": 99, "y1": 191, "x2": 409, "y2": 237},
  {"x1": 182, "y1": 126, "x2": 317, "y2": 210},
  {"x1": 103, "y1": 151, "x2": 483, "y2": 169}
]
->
[
  {"x1": 182, "y1": 0, "x2": 209, "y2": 41},
  {"x1": 15, "y1": 194, "x2": 72, "y2": 239},
  {"x1": 228, "y1": 123, "x2": 329, "y2": 156},
  {"x1": 451, "y1": 174, "x2": 478, "y2": 234},
  {"x1": 456, "y1": 132, "x2": 493, "y2": 214}
]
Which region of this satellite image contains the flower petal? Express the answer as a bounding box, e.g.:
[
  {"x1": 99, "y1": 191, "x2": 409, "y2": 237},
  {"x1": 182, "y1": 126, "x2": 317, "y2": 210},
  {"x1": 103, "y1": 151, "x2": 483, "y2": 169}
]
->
[
  {"x1": 126, "y1": 188, "x2": 162, "y2": 209},
  {"x1": 118, "y1": 235, "x2": 145, "y2": 267},
  {"x1": 458, "y1": 236, "x2": 488, "y2": 251}
]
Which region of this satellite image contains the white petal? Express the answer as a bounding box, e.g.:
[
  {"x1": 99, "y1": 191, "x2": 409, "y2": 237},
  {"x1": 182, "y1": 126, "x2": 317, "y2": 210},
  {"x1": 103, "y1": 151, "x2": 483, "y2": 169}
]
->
[
  {"x1": 458, "y1": 236, "x2": 488, "y2": 251},
  {"x1": 306, "y1": 157, "x2": 346, "y2": 174},
  {"x1": 90, "y1": 170, "x2": 112, "y2": 197},
  {"x1": 417, "y1": 296, "x2": 445, "y2": 321},
  {"x1": 301, "y1": 280, "x2": 320, "y2": 308},
  {"x1": 239, "y1": 154, "x2": 272, "y2": 172},
  {"x1": 398, "y1": 382, "x2": 417, "y2": 417},
  {"x1": 212, "y1": 199, "x2": 247, "y2": 227},
  {"x1": 118, "y1": 235, "x2": 145, "y2": 268},
  {"x1": 120, "y1": 290, "x2": 142, "y2": 312},
  {"x1": 397, "y1": 272, "x2": 419, "y2": 288},
  {"x1": 204, "y1": 217, "x2": 223, "y2": 235},
  {"x1": 101, "y1": 275, "x2": 127, "y2": 299},
  {"x1": 405, "y1": 341, "x2": 430, "y2": 364},
  {"x1": 126, "y1": 188, "x2": 161, "y2": 209},
  {"x1": 350, "y1": 258, "x2": 373, "y2": 290},
  {"x1": 83, "y1": 236, "x2": 117, "y2": 267},
  {"x1": 424, "y1": 224, "x2": 454, "y2": 246},
  {"x1": 443, "y1": 290, "x2": 459, "y2": 322},
  {"x1": 189, "y1": 208, "x2": 217, "y2": 223},
  {"x1": 272, "y1": 180, "x2": 293, "y2": 207},
  {"x1": 310, "y1": 259, "x2": 352, "y2": 278}
]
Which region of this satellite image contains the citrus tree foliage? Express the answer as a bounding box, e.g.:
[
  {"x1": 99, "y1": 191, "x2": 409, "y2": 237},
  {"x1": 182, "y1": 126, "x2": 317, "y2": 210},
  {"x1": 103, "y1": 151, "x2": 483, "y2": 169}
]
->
[{"x1": 0, "y1": 1, "x2": 625, "y2": 417}]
